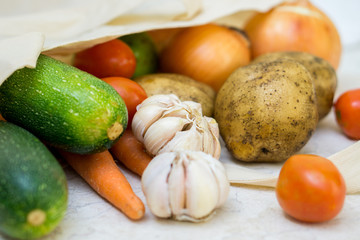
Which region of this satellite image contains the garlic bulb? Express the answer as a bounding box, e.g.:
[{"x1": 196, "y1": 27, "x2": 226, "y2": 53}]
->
[
  {"x1": 141, "y1": 151, "x2": 230, "y2": 222},
  {"x1": 132, "y1": 94, "x2": 221, "y2": 159}
]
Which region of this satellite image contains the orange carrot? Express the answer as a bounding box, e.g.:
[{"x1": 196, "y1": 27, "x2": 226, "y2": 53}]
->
[
  {"x1": 110, "y1": 129, "x2": 152, "y2": 176},
  {"x1": 59, "y1": 150, "x2": 145, "y2": 220},
  {"x1": 0, "y1": 114, "x2": 5, "y2": 121}
]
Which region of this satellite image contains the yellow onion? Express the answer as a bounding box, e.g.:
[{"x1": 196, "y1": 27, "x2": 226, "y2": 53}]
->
[
  {"x1": 147, "y1": 28, "x2": 185, "y2": 54},
  {"x1": 159, "y1": 23, "x2": 251, "y2": 92},
  {"x1": 244, "y1": 0, "x2": 341, "y2": 69}
]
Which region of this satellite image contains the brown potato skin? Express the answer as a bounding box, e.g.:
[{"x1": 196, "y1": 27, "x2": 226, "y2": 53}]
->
[
  {"x1": 252, "y1": 51, "x2": 337, "y2": 120},
  {"x1": 214, "y1": 59, "x2": 318, "y2": 162},
  {"x1": 134, "y1": 73, "x2": 216, "y2": 116}
]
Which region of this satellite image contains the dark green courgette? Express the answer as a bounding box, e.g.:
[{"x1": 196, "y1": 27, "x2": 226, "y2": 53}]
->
[
  {"x1": 0, "y1": 121, "x2": 68, "y2": 239},
  {"x1": 0, "y1": 54, "x2": 128, "y2": 154}
]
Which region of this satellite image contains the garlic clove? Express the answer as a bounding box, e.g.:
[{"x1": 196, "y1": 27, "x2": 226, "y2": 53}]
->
[
  {"x1": 206, "y1": 156, "x2": 230, "y2": 207},
  {"x1": 205, "y1": 116, "x2": 220, "y2": 139},
  {"x1": 137, "y1": 94, "x2": 181, "y2": 110},
  {"x1": 201, "y1": 129, "x2": 217, "y2": 158},
  {"x1": 132, "y1": 104, "x2": 166, "y2": 141},
  {"x1": 141, "y1": 152, "x2": 174, "y2": 218},
  {"x1": 202, "y1": 117, "x2": 221, "y2": 159},
  {"x1": 161, "y1": 103, "x2": 191, "y2": 119},
  {"x1": 183, "y1": 101, "x2": 203, "y2": 114},
  {"x1": 183, "y1": 152, "x2": 219, "y2": 220},
  {"x1": 167, "y1": 154, "x2": 186, "y2": 216},
  {"x1": 158, "y1": 124, "x2": 203, "y2": 155},
  {"x1": 144, "y1": 117, "x2": 191, "y2": 156}
]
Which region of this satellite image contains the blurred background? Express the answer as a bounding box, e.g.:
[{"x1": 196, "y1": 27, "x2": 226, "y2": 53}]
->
[{"x1": 312, "y1": 0, "x2": 360, "y2": 47}]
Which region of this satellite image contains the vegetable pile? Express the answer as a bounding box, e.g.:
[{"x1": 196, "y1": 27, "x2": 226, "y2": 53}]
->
[{"x1": 0, "y1": 0, "x2": 356, "y2": 238}]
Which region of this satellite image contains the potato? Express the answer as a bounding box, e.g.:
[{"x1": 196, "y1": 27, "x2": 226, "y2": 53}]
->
[
  {"x1": 252, "y1": 52, "x2": 337, "y2": 120},
  {"x1": 134, "y1": 73, "x2": 216, "y2": 116},
  {"x1": 214, "y1": 59, "x2": 318, "y2": 162}
]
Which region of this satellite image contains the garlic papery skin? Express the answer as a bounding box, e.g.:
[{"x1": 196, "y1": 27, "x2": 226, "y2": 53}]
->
[
  {"x1": 141, "y1": 151, "x2": 230, "y2": 222},
  {"x1": 132, "y1": 94, "x2": 221, "y2": 159}
]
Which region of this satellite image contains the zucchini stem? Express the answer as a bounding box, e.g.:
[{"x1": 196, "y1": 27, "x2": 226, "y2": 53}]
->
[
  {"x1": 107, "y1": 122, "x2": 123, "y2": 140},
  {"x1": 27, "y1": 209, "x2": 46, "y2": 226}
]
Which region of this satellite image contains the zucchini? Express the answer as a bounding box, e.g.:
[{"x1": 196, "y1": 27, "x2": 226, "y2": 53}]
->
[
  {"x1": 0, "y1": 121, "x2": 68, "y2": 239},
  {"x1": 0, "y1": 54, "x2": 128, "y2": 154}
]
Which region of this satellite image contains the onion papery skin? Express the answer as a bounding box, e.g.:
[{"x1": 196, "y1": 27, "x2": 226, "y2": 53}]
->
[
  {"x1": 160, "y1": 24, "x2": 251, "y2": 92},
  {"x1": 244, "y1": 0, "x2": 342, "y2": 69}
]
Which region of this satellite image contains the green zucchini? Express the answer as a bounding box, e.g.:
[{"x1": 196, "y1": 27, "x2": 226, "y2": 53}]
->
[
  {"x1": 0, "y1": 54, "x2": 128, "y2": 154},
  {"x1": 0, "y1": 121, "x2": 68, "y2": 239}
]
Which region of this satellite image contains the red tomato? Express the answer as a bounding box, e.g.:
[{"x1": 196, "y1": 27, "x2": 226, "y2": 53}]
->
[
  {"x1": 334, "y1": 88, "x2": 360, "y2": 140},
  {"x1": 73, "y1": 39, "x2": 136, "y2": 78},
  {"x1": 102, "y1": 77, "x2": 147, "y2": 126},
  {"x1": 276, "y1": 154, "x2": 346, "y2": 223}
]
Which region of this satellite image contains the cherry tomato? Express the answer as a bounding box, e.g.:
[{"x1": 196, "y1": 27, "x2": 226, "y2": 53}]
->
[
  {"x1": 334, "y1": 88, "x2": 360, "y2": 140},
  {"x1": 276, "y1": 154, "x2": 346, "y2": 223},
  {"x1": 102, "y1": 77, "x2": 147, "y2": 126},
  {"x1": 73, "y1": 39, "x2": 136, "y2": 78}
]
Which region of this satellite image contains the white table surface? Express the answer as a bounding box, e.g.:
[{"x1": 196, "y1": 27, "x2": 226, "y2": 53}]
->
[{"x1": 2, "y1": 2, "x2": 360, "y2": 239}]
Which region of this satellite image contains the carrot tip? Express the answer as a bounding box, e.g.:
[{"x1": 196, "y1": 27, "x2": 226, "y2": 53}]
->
[
  {"x1": 130, "y1": 210, "x2": 145, "y2": 220},
  {"x1": 138, "y1": 210, "x2": 145, "y2": 218}
]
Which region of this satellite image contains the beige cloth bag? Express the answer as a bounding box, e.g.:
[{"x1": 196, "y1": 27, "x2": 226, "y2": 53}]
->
[
  {"x1": 0, "y1": 0, "x2": 359, "y2": 194},
  {"x1": 0, "y1": 0, "x2": 282, "y2": 84}
]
